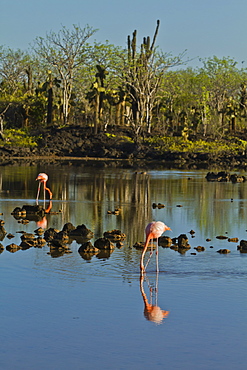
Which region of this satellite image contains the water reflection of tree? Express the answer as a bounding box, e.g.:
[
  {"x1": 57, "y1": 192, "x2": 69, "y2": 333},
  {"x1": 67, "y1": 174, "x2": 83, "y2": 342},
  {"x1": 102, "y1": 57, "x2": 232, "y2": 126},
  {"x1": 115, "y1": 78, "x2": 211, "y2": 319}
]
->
[
  {"x1": 49, "y1": 168, "x2": 247, "y2": 244},
  {"x1": 4, "y1": 166, "x2": 247, "y2": 246},
  {"x1": 54, "y1": 170, "x2": 151, "y2": 237},
  {"x1": 40, "y1": 170, "x2": 247, "y2": 242},
  {"x1": 90, "y1": 172, "x2": 152, "y2": 245},
  {"x1": 150, "y1": 176, "x2": 247, "y2": 237},
  {"x1": 51, "y1": 170, "x2": 153, "y2": 270}
]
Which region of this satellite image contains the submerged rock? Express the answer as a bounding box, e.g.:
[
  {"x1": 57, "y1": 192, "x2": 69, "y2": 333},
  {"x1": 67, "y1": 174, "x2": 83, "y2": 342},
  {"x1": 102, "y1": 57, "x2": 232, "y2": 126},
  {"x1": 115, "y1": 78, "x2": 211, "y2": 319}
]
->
[
  {"x1": 152, "y1": 203, "x2": 165, "y2": 209},
  {"x1": 206, "y1": 171, "x2": 245, "y2": 183},
  {"x1": 228, "y1": 237, "x2": 238, "y2": 242},
  {"x1": 230, "y1": 174, "x2": 246, "y2": 183},
  {"x1": 177, "y1": 234, "x2": 190, "y2": 249},
  {"x1": 69, "y1": 224, "x2": 94, "y2": 239},
  {"x1": 159, "y1": 236, "x2": 172, "y2": 248},
  {"x1": 238, "y1": 240, "x2": 247, "y2": 253},
  {"x1": 107, "y1": 208, "x2": 121, "y2": 215},
  {"x1": 133, "y1": 242, "x2": 145, "y2": 250},
  {"x1": 78, "y1": 242, "x2": 100, "y2": 260},
  {"x1": 6, "y1": 243, "x2": 21, "y2": 253},
  {"x1": 20, "y1": 240, "x2": 37, "y2": 250},
  {"x1": 21, "y1": 232, "x2": 36, "y2": 241},
  {"x1": 48, "y1": 248, "x2": 72, "y2": 258},
  {"x1": 170, "y1": 234, "x2": 191, "y2": 253},
  {"x1": 20, "y1": 233, "x2": 37, "y2": 249},
  {"x1": 96, "y1": 249, "x2": 114, "y2": 259},
  {"x1": 194, "y1": 246, "x2": 205, "y2": 252},
  {"x1": 50, "y1": 231, "x2": 70, "y2": 248},
  {"x1": 12, "y1": 205, "x2": 45, "y2": 218},
  {"x1": 94, "y1": 237, "x2": 115, "y2": 250},
  {"x1": 36, "y1": 237, "x2": 46, "y2": 248},
  {"x1": 0, "y1": 225, "x2": 7, "y2": 241},
  {"x1": 34, "y1": 227, "x2": 44, "y2": 235},
  {"x1": 78, "y1": 242, "x2": 99, "y2": 253},
  {"x1": 11, "y1": 207, "x2": 26, "y2": 217},
  {"x1": 206, "y1": 171, "x2": 230, "y2": 182},
  {"x1": 62, "y1": 222, "x2": 76, "y2": 233},
  {"x1": 103, "y1": 229, "x2": 126, "y2": 241},
  {"x1": 44, "y1": 228, "x2": 59, "y2": 242},
  {"x1": 217, "y1": 249, "x2": 231, "y2": 254},
  {"x1": 133, "y1": 241, "x2": 156, "y2": 250}
]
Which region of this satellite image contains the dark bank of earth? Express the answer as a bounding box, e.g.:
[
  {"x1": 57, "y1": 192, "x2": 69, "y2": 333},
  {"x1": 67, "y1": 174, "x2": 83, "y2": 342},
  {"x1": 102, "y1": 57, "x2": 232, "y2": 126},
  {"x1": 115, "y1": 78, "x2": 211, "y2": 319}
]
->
[{"x1": 1, "y1": 126, "x2": 247, "y2": 169}]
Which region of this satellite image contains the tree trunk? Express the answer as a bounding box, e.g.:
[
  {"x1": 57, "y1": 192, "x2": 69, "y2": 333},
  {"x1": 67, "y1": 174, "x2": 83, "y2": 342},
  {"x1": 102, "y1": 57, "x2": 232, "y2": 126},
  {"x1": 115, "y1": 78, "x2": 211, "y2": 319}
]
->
[
  {"x1": 46, "y1": 87, "x2": 53, "y2": 125},
  {"x1": 94, "y1": 92, "x2": 100, "y2": 134},
  {"x1": 231, "y1": 115, "x2": 236, "y2": 132}
]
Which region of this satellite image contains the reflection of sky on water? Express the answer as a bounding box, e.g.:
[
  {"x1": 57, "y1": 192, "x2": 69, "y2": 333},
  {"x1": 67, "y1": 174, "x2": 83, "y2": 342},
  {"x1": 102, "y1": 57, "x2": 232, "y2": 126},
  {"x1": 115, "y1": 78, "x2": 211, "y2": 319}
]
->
[{"x1": 0, "y1": 165, "x2": 247, "y2": 369}]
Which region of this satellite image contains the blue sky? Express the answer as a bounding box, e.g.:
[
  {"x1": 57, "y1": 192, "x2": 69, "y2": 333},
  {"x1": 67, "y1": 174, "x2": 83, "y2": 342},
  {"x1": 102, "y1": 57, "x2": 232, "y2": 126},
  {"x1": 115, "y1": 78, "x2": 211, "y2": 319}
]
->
[{"x1": 1, "y1": 0, "x2": 246, "y2": 68}]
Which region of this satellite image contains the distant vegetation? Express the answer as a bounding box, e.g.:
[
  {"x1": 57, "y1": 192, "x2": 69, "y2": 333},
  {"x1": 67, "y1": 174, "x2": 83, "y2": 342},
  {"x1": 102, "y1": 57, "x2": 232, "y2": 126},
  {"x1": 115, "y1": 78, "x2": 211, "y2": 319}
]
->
[{"x1": 0, "y1": 21, "x2": 247, "y2": 152}]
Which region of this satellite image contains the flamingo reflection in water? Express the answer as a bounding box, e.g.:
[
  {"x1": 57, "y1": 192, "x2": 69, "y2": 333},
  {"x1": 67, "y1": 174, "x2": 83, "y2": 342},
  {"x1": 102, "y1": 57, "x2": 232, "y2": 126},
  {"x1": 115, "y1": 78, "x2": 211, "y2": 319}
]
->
[
  {"x1": 36, "y1": 200, "x2": 52, "y2": 228},
  {"x1": 140, "y1": 272, "x2": 169, "y2": 324},
  {"x1": 140, "y1": 221, "x2": 171, "y2": 273}
]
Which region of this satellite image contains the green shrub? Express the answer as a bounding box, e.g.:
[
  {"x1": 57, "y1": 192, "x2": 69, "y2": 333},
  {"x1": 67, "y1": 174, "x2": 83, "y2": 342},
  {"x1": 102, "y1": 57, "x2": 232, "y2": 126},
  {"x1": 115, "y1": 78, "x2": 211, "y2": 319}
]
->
[{"x1": 0, "y1": 129, "x2": 38, "y2": 147}]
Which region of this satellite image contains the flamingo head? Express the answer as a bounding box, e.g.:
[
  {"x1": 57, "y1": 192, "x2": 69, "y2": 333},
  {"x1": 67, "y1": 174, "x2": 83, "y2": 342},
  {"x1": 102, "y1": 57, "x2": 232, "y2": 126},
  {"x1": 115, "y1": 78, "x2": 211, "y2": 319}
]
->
[{"x1": 36, "y1": 173, "x2": 48, "y2": 182}]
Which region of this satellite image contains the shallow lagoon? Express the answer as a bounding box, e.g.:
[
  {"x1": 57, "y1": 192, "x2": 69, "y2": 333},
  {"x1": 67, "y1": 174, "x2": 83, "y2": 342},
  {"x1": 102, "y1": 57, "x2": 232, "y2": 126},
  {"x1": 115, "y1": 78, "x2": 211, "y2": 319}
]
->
[{"x1": 0, "y1": 164, "x2": 246, "y2": 370}]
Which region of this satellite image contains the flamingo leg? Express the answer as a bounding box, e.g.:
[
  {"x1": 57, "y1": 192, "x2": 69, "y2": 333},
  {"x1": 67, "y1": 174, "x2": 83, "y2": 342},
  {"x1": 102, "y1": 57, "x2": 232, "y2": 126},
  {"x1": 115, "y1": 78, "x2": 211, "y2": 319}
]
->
[
  {"x1": 155, "y1": 270, "x2": 159, "y2": 306},
  {"x1": 156, "y1": 238, "x2": 159, "y2": 273},
  {"x1": 43, "y1": 182, "x2": 46, "y2": 203},
  {"x1": 36, "y1": 182, "x2": 41, "y2": 204}
]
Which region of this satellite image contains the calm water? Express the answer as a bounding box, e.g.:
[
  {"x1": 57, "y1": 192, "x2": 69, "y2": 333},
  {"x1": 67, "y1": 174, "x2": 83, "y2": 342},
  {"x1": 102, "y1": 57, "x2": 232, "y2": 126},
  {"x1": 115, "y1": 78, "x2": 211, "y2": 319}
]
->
[{"x1": 0, "y1": 163, "x2": 246, "y2": 370}]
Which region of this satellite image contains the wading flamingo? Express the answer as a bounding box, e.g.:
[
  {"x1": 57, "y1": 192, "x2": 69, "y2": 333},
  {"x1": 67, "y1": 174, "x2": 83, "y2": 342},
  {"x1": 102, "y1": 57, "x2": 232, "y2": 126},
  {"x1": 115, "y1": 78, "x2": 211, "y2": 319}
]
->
[
  {"x1": 140, "y1": 221, "x2": 171, "y2": 272},
  {"x1": 36, "y1": 173, "x2": 52, "y2": 204}
]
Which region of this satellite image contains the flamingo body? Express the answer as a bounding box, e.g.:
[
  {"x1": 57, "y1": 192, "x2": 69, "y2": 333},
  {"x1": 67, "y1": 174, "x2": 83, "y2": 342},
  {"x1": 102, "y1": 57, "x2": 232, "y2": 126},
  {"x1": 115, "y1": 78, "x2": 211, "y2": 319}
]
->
[{"x1": 140, "y1": 221, "x2": 171, "y2": 272}]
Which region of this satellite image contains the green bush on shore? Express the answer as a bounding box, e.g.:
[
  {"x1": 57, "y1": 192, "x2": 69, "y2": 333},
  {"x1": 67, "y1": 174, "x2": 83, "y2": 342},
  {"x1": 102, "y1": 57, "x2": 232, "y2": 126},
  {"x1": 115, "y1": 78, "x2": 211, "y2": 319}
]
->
[{"x1": 0, "y1": 129, "x2": 38, "y2": 147}]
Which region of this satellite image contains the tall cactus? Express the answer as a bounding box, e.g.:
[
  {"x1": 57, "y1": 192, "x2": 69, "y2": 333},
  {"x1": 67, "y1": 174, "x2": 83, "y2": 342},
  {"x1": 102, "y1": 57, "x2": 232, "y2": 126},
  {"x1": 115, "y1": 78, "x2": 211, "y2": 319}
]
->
[{"x1": 126, "y1": 20, "x2": 161, "y2": 133}]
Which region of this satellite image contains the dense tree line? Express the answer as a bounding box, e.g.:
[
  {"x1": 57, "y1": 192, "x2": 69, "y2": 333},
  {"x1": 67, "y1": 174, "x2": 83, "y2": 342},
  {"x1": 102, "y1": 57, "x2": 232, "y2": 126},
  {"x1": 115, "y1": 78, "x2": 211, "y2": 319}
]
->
[{"x1": 0, "y1": 21, "x2": 246, "y2": 141}]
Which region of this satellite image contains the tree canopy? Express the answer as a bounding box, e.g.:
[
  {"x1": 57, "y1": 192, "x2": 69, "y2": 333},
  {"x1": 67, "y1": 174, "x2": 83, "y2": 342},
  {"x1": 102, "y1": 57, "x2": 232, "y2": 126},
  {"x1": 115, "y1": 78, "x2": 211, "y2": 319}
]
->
[{"x1": 0, "y1": 22, "x2": 246, "y2": 140}]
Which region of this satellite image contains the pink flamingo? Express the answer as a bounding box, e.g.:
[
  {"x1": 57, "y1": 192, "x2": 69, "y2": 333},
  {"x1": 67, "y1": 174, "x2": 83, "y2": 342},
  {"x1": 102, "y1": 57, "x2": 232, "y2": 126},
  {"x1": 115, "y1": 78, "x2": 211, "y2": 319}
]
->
[
  {"x1": 140, "y1": 221, "x2": 171, "y2": 272},
  {"x1": 36, "y1": 173, "x2": 53, "y2": 204}
]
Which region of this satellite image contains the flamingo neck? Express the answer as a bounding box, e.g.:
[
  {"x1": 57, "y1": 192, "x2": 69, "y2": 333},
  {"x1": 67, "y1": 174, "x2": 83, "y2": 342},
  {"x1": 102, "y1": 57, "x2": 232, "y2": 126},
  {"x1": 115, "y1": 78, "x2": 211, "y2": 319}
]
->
[
  {"x1": 44, "y1": 185, "x2": 52, "y2": 199},
  {"x1": 140, "y1": 234, "x2": 152, "y2": 271}
]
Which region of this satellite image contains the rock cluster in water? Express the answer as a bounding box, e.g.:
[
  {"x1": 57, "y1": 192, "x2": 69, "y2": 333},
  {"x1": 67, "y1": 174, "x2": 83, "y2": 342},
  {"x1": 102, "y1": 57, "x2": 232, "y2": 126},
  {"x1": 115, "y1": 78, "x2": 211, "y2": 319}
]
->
[
  {"x1": 133, "y1": 230, "x2": 246, "y2": 256},
  {"x1": 1, "y1": 210, "x2": 127, "y2": 259},
  {"x1": 205, "y1": 171, "x2": 246, "y2": 183},
  {"x1": 238, "y1": 240, "x2": 247, "y2": 253},
  {"x1": 1, "y1": 203, "x2": 247, "y2": 259},
  {"x1": 12, "y1": 205, "x2": 46, "y2": 219}
]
